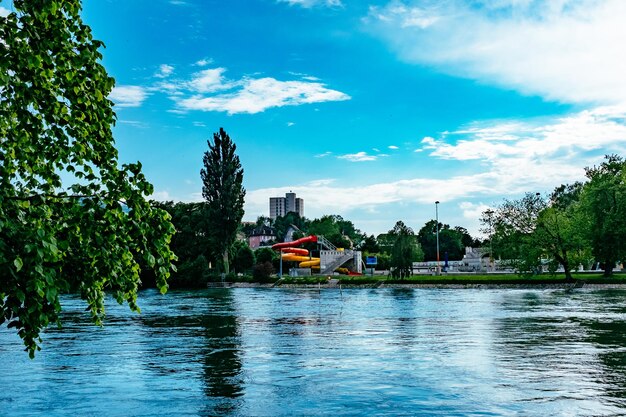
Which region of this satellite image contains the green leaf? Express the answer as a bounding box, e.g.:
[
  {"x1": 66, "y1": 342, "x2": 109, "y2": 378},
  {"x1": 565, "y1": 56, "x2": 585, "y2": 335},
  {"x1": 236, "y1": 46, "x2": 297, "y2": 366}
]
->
[{"x1": 14, "y1": 257, "x2": 23, "y2": 272}]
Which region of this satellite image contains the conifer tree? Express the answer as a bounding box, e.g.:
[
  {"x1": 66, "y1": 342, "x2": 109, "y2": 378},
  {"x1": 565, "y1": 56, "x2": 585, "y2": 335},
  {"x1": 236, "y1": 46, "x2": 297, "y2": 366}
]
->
[{"x1": 200, "y1": 128, "x2": 245, "y2": 274}]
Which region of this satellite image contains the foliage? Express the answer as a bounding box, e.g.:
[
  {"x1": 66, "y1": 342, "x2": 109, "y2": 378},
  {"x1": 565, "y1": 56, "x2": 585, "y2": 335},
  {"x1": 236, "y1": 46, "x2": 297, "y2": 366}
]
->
[
  {"x1": 417, "y1": 220, "x2": 464, "y2": 261},
  {"x1": 483, "y1": 190, "x2": 589, "y2": 280},
  {"x1": 359, "y1": 234, "x2": 380, "y2": 253},
  {"x1": 252, "y1": 261, "x2": 275, "y2": 282},
  {"x1": 200, "y1": 128, "x2": 245, "y2": 274},
  {"x1": 152, "y1": 201, "x2": 214, "y2": 287},
  {"x1": 388, "y1": 221, "x2": 422, "y2": 278},
  {"x1": 307, "y1": 215, "x2": 363, "y2": 249},
  {"x1": 482, "y1": 193, "x2": 546, "y2": 276},
  {"x1": 173, "y1": 255, "x2": 211, "y2": 288},
  {"x1": 255, "y1": 247, "x2": 277, "y2": 265},
  {"x1": 271, "y1": 212, "x2": 306, "y2": 243},
  {"x1": 376, "y1": 233, "x2": 395, "y2": 254},
  {"x1": 232, "y1": 241, "x2": 255, "y2": 274},
  {"x1": 0, "y1": 1, "x2": 176, "y2": 356},
  {"x1": 580, "y1": 155, "x2": 626, "y2": 277}
]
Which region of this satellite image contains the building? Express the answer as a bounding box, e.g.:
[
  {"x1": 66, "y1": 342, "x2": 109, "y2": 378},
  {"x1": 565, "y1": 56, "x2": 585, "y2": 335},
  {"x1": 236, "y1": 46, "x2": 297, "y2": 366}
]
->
[
  {"x1": 269, "y1": 192, "x2": 304, "y2": 219},
  {"x1": 248, "y1": 225, "x2": 276, "y2": 249}
]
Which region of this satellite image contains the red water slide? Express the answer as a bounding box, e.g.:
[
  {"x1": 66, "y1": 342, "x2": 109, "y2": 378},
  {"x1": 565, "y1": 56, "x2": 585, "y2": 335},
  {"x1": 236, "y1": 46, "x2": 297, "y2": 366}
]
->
[{"x1": 271, "y1": 235, "x2": 318, "y2": 250}]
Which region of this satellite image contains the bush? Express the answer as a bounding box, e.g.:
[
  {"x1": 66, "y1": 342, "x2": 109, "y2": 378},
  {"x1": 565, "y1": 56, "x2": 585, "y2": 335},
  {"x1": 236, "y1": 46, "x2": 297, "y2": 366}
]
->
[
  {"x1": 253, "y1": 261, "x2": 275, "y2": 282},
  {"x1": 169, "y1": 255, "x2": 211, "y2": 288}
]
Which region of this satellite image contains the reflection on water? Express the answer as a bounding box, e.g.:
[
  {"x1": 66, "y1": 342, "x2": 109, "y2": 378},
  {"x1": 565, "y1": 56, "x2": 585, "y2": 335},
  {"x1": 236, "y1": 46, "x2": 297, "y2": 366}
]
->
[{"x1": 1, "y1": 288, "x2": 626, "y2": 416}]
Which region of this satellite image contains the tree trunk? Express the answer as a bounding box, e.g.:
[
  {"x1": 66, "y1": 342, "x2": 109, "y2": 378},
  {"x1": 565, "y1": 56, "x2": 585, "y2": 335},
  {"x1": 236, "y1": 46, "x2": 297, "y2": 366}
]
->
[
  {"x1": 561, "y1": 257, "x2": 574, "y2": 282},
  {"x1": 604, "y1": 259, "x2": 613, "y2": 277},
  {"x1": 222, "y1": 249, "x2": 230, "y2": 275}
]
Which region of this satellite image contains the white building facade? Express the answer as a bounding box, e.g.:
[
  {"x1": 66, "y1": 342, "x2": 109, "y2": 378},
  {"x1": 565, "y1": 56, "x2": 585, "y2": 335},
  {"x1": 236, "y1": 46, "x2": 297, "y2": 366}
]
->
[{"x1": 269, "y1": 192, "x2": 304, "y2": 219}]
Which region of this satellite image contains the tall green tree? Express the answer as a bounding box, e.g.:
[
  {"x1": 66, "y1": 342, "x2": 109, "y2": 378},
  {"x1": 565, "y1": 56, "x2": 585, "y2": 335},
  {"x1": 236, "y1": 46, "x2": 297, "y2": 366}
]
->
[
  {"x1": 388, "y1": 221, "x2": 422, "y2": 278},
  {"x1": 152, "y1": 201, "x2": 213, "y2": 287},
  {"x1": 481, "y1": 194, "x2": 545, "y2": 275},
  {"x1": 200, "y1": 128, "x2": 245, "y2": 274},
  {"x1": 580, "y1": 155, "x2": 626, "y2": 277},
  {"x1": 232, "y1": 241, "x2": 255, "y2": 274},
  {"x1": 0, "y1": 1, "x2": 176, "y2": 356},
  {"x1": 417, "y1": 220, "x2": 465, "y2": 261}
]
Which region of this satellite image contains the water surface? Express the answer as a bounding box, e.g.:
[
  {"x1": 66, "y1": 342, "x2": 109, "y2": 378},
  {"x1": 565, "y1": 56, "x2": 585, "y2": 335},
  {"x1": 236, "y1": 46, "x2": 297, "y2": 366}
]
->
[{"x1": 1, "y1": 288, "x2": 626, "y2": 416}]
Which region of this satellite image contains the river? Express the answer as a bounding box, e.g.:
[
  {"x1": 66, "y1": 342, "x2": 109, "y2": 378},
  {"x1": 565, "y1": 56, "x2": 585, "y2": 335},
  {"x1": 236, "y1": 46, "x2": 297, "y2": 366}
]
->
[{"x1": 1, "y1": 288, "x2": 626, "y2": 416}]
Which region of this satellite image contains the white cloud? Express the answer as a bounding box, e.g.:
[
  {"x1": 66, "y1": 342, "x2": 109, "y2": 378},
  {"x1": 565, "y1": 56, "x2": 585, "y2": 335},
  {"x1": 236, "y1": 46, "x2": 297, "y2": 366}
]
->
[
  {"x1": 244, "y1": 174, "x2": 494, "y2": 222},
  {"x1": 278, "y1": 0, "x2": 342, "y2": 8},
  {"x1": 109, "y1": 86, "x2": 148, "y2": 108},
  {"x1": 315, "y1": 151, "x2": 332, "y2": 158},
  {"x1": 0, "y1": 6, "x2": 10, "y2": 17},
  {"x1": 388, "y1": 145, "x2": 399, "y2": 149},
  {"x1": 155, "y1": 64, "x2": 174, "y2": 78},
  {"x1": 173, "y1": 72, "x2": 350, "y2": 114},
  {"x1": 151, "y1": 190, "x2": 172, "y2": 201},
  {"x1": 243, "y1": 103, "x2": 626, "y2": 235},
  {"x1": 422, "y1": 105, "x2": 626, "y2": 164},
  {"x1": 187, "y1": 68, "x2": 229, "y2": 93},
  {"x1": 118, "y1": 120, "x2": 148, "y2": 128},
  {"x1": 366, "y1": 0, "x2": 626, "y2": 105},
  {"x1": 337, "y1": 151, "x2": 377, "y2": 162},
  {"x1": 194, "y1": 58, "x2": 213, "y2": 67},
  {"x1": 287, "y1": 121, "x2": 296, "y2": 127},
  {"x1": 306, "y1": 178, "x2": 336, "y2": 187}
]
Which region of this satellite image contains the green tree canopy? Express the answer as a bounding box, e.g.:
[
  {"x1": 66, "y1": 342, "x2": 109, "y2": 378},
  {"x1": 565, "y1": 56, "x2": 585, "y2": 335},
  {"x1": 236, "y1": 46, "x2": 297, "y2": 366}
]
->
[
  {"x1": 580, "y1": 155, "x2": 626, "y2": 276},
  {"x1": 152, "y1": 201, "x2": 213, "y2": 287},
  {"x1": 0, "y1": 1, "x2": 175, "y2": 356},
  {"x1": 232, "y1": 241, "x2": 255, "y2": 274},
  {"x1": 417, "y1": 220, "x2": 465, "y2": 261},
  {"x1": 388, "y1": 221, "x2": 422, "y2": 278},
  {"x1": 307, "y1": 215, "x2": 363, "y2": 249},
  {"x1": 359, "y1": 234, "x2": 380, "y2": 254},
  {"x1": 200, "y1": 128, "x2": 245, "y2": 274},
  {"x1": 483, "y1": 190, "x2": 589, "y2": 279},
  {"x1": 272, "y1": 212, "x2": 307, "y2": 243}
]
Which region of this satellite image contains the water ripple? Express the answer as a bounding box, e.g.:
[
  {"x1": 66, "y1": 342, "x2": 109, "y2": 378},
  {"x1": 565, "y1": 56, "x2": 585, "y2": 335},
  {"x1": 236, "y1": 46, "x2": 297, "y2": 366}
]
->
[{"x1": 2, "y1": 288, "x2": 626, "y2": 415}]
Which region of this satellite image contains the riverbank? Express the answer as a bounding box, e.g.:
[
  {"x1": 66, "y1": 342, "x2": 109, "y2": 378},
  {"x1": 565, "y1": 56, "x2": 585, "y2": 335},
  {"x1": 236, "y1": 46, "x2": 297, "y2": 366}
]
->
[{"x1": 211, "y1": 274, "x2": 626, "y2": 290}]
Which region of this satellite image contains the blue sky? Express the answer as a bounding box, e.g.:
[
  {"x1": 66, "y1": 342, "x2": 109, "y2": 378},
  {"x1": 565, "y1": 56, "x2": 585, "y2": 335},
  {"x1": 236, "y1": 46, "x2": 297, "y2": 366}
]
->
[{"x1": 3, "y1": 0, "x2": 626, "y2": 237}]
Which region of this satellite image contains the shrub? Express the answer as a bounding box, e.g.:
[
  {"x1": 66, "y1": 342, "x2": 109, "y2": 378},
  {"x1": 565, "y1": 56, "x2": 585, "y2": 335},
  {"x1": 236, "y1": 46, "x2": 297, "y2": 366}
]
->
[{"x1": 253, "y1": 261, "x2": 275, "y2": 282}]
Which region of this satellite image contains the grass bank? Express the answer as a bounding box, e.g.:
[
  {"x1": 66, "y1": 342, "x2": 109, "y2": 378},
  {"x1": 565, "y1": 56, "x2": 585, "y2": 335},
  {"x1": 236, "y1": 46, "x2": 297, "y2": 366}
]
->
[{"x1": 276, "y1": 272, "x2": 626, "y2": 286}]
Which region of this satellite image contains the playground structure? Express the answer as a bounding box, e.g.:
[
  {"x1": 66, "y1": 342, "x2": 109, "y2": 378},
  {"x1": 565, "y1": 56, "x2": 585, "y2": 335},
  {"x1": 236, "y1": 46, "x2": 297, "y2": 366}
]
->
[{"x1": 272, "y1": 235, "x2": 363, "y2": 276}]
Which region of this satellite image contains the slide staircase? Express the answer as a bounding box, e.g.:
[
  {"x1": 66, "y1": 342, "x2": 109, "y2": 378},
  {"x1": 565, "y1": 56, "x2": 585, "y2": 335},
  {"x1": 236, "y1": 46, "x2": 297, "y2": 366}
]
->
[
  {"x1": 320, "y1": 251, "x2": 355, "y2": 275},
  {"x1": 316, "y1": 235, "x2": 336, "y2": 251}
]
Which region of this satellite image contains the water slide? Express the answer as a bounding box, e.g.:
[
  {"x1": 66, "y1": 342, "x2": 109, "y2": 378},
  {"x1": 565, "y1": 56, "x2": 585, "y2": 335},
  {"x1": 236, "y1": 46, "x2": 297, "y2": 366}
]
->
[
  {"x1": 271, "y1": 235, "x2": 318, "y2": 249},
  {"x1": 272, "y1": 236, "x2": 320, "y2": 269}
]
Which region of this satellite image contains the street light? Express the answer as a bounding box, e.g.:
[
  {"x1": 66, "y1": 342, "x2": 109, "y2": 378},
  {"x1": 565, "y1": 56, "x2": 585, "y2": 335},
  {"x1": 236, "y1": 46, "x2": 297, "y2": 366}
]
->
[
  {"x1": 485, "y1": 209, "x2": 494, "y2": 272},
  {"x1": 435, "y1": 201, "x2": 440, "y2": 275}
]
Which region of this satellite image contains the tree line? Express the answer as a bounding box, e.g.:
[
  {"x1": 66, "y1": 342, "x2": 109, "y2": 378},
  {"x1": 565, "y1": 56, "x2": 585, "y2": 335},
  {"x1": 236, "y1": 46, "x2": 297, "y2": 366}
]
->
[
  {"x1": 155, "y1": 198, "x2": 483, "y2": 285},
  {"x1": 482, "y1": 154, "x2": 626, "y2": 279}
]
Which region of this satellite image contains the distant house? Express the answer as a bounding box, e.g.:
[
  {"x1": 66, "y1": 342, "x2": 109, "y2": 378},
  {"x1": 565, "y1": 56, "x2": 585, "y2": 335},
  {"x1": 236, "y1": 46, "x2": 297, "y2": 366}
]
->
[
  {"x1": 284, "y1": 224, "x2": 304, "y2": 243},
  {"x1": 248, "y1": 225, "x2": 276, "y2": 249}
]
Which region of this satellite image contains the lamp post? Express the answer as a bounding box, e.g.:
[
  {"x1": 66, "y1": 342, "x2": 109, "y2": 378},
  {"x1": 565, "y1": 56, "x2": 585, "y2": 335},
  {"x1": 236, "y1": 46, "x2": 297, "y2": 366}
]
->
[
  {"x1": 485, "y1": 209, "x2": 494, "y2": 272},
  {"x1": 435, "y1": 201, "x2": 440, "y2": 275}
]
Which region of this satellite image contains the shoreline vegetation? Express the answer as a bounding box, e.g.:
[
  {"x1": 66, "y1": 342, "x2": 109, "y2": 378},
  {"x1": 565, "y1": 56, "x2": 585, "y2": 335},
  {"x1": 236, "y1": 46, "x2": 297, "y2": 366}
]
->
[{"x1": 199, "y1": 272, "x2": 626, "y2": 289}]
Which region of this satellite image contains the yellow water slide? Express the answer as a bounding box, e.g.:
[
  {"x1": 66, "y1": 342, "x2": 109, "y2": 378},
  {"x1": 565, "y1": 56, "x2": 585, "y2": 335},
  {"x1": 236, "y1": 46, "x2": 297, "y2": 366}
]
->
[{"x1": 281, "y1": 253, "x2": 321, "y2": 269}]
